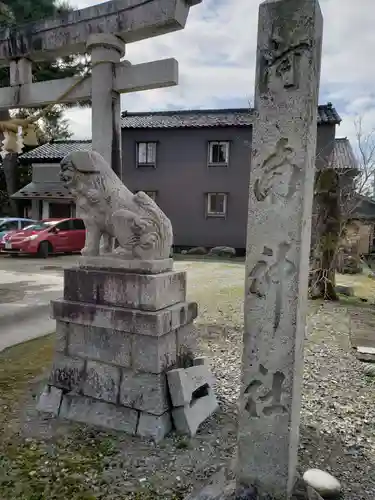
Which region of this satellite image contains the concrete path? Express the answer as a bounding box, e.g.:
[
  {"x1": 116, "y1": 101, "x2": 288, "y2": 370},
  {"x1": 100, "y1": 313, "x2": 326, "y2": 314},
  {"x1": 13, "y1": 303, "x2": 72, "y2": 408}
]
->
[{"x1": 0, "y1": 255, "x2": 78, "y2": 351}]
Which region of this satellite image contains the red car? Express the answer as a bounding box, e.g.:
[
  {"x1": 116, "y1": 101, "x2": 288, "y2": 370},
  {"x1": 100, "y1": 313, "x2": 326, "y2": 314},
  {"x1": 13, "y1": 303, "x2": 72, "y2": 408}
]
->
[{"x1": 2, "y1": 218, "x2": 86, "y2": 258}]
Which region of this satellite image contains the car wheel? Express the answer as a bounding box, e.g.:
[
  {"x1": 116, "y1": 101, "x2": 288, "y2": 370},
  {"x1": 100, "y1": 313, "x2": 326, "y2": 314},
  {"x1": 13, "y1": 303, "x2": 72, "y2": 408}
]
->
[{"x1": 38, "y1": 241, "x2": 52, "y2": 258}]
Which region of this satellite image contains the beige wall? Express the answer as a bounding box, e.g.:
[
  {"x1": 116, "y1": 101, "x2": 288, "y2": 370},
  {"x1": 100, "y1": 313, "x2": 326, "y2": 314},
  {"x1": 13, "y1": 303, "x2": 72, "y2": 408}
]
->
[{"x1": 343, "y1": 220, "x2": 373, "y2": 255}]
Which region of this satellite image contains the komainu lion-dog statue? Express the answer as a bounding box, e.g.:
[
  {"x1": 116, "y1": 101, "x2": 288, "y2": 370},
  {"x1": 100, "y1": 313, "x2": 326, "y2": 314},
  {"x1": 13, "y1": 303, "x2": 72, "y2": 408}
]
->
[{"x1": 60, "y1": 151, "x2": 173, "y2": 260}]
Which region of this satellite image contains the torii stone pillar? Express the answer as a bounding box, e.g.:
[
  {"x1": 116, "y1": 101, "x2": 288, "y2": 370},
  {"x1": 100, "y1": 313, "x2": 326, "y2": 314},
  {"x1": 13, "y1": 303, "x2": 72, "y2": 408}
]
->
[
  {"x1": 236, "y1": 0, "x2": 323, "y2": 498},
  {"x1": 87, "y1": 34, "x2": 125, "y2": 179}
]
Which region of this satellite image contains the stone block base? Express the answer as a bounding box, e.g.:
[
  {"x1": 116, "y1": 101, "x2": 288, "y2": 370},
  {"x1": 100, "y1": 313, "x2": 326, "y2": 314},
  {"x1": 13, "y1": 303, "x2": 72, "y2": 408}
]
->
[
  {"x1": 38, "y1": 264, "x2": 200, "y2": 442},
  {"x1": 37, "y1": 387, "x2": 172, "y2": 442}
]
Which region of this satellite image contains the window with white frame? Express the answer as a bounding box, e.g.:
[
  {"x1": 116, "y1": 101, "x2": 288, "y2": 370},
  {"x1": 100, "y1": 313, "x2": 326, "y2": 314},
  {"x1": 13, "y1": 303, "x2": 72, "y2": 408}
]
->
[
  {"x1": 206, "y1": 193, "x2": 227, "y2": 217},
  {"x1": 208, "y1": 141, "x2": 230, "y2": 166},
  {"x1": 136, "y1": 142, "x2": 157, "y2": 167}
]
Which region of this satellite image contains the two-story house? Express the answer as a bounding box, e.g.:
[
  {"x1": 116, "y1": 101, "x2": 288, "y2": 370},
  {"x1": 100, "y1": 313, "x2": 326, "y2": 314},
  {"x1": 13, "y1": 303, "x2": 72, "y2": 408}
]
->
[{"x1": 15, "y1": 104, "x2": 342, "y2": 251}]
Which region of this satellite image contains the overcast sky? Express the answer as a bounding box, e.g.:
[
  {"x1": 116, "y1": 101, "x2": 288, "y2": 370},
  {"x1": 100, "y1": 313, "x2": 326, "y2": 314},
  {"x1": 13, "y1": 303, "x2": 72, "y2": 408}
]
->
[{"x1": 66, "y1": 0, "x2": 375, "y2": 148}]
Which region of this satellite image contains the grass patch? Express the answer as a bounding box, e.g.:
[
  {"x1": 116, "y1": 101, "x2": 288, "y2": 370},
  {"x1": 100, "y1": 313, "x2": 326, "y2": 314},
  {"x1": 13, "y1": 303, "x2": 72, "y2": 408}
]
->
[
  {"x1": 0, "y1": 336, "x2": 125, "y2": 500},
  {"x1": 336, "y1": 272, "x2": 375, "y2": 301},
  {"x1": 0, "y1": 334, "x2": 54, "y2": 405}
]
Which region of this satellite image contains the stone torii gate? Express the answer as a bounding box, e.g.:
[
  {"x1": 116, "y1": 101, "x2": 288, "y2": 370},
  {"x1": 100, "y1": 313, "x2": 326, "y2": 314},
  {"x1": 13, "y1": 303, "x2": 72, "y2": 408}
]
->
[{"x1": 0, "y1": 0, "x2": 201, "y2": 176}]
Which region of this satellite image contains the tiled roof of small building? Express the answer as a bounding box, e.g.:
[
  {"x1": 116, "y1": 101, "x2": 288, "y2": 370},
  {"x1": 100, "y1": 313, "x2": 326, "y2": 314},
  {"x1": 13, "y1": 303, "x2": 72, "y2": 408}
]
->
[
  {"x1": 121, "y1": 104, "x2": 341, "y2": 129},
  {"x1": 331, "y1": 137, "x2": 358, "y2": 171},
  {"x1": 19, "y1": 140, "x2": 91, "y2": 163},
  {"x1": 11, "y1": 182, "x2": 73, "y2": 200}
]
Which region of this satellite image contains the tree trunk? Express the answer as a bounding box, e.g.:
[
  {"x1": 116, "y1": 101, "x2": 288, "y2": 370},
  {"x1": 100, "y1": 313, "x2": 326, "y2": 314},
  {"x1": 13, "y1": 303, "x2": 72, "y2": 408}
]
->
[
  {"x1": 309, "y1": 168, "x2": 341, "y2": 300},
  {"x1": 0, "y1": 109, "x2": 18, "y2": 215}
]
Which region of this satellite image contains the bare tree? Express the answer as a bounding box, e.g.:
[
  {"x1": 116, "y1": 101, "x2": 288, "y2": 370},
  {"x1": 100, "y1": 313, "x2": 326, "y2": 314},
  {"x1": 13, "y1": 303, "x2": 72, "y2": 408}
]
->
[{"x1": 310, "y1": 116, "x2": 375, "y2": 300}]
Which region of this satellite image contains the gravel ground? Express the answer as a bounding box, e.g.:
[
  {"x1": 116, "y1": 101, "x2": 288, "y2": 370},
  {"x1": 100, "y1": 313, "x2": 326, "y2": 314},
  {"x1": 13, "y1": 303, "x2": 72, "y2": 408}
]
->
[{"x1": 1, "y1": 260, "x2": 375, "y2": 499}]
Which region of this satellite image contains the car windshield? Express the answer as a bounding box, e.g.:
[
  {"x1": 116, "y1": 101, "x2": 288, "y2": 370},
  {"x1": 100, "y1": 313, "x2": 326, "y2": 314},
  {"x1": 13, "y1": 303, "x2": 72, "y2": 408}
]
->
[{"x1": 23, "y1": 221, "x2": 56, "y2": 231}]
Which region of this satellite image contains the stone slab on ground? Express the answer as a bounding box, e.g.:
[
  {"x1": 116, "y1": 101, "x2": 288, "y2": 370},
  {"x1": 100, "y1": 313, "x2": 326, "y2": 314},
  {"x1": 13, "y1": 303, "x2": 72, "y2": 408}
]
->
[{"x1": 355, "y1": 346, "x2": 375, "y2": 362}]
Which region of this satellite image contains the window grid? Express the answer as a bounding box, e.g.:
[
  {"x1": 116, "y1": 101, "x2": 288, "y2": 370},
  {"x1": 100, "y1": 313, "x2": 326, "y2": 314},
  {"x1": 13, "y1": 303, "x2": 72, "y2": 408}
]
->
[
  {"x1": 136, "y1": 142, "x2": 157, "y2": 167},
  {"x1": 208, "y1": 141, "x2": 230, "y2": 166},
  {"x1": 206, "y1": 193, "x2": 227, "y2": 217}
]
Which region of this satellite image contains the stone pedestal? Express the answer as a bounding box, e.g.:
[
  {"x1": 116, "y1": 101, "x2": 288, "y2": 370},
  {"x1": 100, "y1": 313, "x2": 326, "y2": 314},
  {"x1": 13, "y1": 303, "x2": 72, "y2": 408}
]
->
[{"x1": 38, "y1": 260, "x2": 198, "y2": 442}]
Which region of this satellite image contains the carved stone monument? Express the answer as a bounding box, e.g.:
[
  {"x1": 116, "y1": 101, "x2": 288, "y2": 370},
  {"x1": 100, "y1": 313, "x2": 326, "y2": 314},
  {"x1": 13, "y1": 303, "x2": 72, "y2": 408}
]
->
[
  {"x1": 38, "y1": 152, "x2": 199, "y2": 441},
  {"x1": 186, "y1": 0, "x2": 323, "y2": 498},
  {"x1": 60, "y1": 151, "x2": 173, "y2": 260},
  {"x1": 237, "y1": 0, "x2": 323, "y2": 497}
]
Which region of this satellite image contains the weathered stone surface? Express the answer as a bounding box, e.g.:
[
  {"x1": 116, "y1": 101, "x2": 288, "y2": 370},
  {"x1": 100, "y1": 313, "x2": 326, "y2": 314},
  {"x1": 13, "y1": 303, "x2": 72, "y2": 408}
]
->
[
  {"x1": 363, "y1": 364, "x2": 375, "y2": 377},
  {"x1": 55, "y1": 321, "x2": 69, "y2": 353},
  {"x1": 137, "y1": 411, "x2": 172, "y2": 443},
  {"x1": 64, "y1": 268, "x2": 186, "y2": 311},
  {"x1": 83, "y1": 361, "x2": 120, "y2": 403},
  {"x1": 176, "y1": 323, "x2": 199, "y2": 365},
  {"x1": 60, "y1": 394, "x2": 138, "y2": 434},
  {"x1": 208, "y1": 246, "x2": 236, "y2": 257},
  {"x1": 87, "y1": 34, "x2": 123, "y2": 178},
  {"x1": 79, "y1": 257, "x2": 173, "y2": 274},
  {"x1": 67, "y1": 323, "x2": 131, "y2": 368},
  {"x1": 52, "y1": 299, "x2": 198, "y2": 337},
  {"x1": 37, "y1": 385, "x2": 63, "y2": 416},
  {"x1": 335, "y1": 285, "x2": 354, "y2": 297},
  {"x1": 303, "y1": 469, "x2": 341, "y2": 498},
  {"x1": 61, "y1": 151, "x2": 173, "y2": 260},
  {"x1": 0, "y1": 58, "x2": 178, "y2": 112},
  {"x1": 236, "y1": 0, "x2": 323, "y2": 497},
  {"x1": 120, "y1": 370, "x2": 169, "y2": 415},
  {"x1": 49, "y1": 354, "x2": 85, "y2": 392},
  {"x1": 172, "y1": 388, "x2": 218, "y2": 437},
  {"x1": 187, "y1": 247, "x2": 208, "y2": 255},
  {"x1": 167, "y1": 360, "x2": 215, "y2": 407},
  {"x1": 0, "y1": 0, "x2": 201, "y2": 61},
  {"x1": 133, "y1": 331, "x2": 177, "y2": 374}
]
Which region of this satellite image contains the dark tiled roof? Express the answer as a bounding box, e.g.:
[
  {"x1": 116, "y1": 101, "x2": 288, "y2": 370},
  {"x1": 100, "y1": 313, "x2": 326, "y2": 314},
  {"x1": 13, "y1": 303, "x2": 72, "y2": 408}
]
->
[
  {"x1": 19, "y1": 140, "x2": 91, "y2": 163},
  {"x1": 17, "y1": 105, "x2": 342, "y2": 163},
  {"x1": 121, "y1": 108, "x2": 254, "y2": 129},
  {"x1": 331, "y1": 138, "x2": 358, "y2": 171},
  {"x1": 11, "y1": 182, "x2": 73, "y2": 200},
  {"x1": 121, "y1": 104, "x2": 341, "y2": 129}
]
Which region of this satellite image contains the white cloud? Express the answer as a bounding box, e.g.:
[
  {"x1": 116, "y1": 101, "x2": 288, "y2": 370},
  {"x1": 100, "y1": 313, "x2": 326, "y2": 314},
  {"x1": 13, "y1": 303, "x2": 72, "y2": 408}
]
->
[{"x1": 65, "y1": 0, "x2": 375, "y2": 153}]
